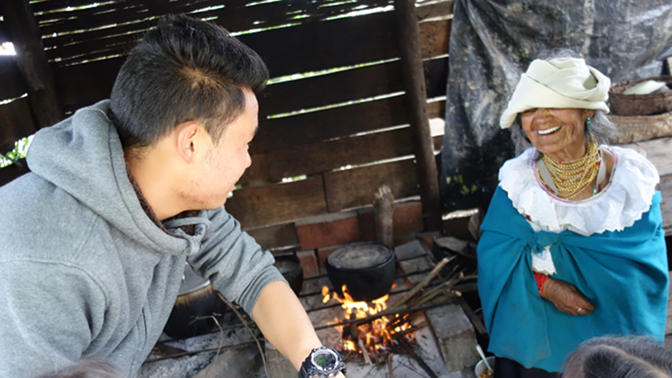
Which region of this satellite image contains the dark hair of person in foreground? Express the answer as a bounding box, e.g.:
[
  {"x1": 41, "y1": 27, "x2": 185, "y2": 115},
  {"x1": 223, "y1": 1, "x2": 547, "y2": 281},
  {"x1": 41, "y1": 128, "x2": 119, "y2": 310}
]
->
[{"x1": 563, "y1": 336, "x2": 672, "y2": 378}]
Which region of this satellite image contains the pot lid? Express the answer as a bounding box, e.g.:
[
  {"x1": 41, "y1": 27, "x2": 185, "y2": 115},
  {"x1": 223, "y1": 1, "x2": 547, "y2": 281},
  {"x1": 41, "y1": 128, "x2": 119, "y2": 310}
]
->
[{"x1": 327, "y1": 242, "x2": 393, "y2": 270}]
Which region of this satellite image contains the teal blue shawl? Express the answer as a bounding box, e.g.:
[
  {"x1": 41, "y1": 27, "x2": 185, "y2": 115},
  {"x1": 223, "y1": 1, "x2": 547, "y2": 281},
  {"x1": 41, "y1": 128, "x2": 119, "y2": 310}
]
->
[{"x1": 478, "y1": 187, "x2": 668, "y2": 372}]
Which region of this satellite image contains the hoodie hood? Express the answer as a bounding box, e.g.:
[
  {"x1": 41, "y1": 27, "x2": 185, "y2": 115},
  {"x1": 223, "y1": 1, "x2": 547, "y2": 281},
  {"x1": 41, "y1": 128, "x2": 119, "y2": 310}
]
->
[{"x1": 26, "y1": 100, "x2": 192, "y2": 255}]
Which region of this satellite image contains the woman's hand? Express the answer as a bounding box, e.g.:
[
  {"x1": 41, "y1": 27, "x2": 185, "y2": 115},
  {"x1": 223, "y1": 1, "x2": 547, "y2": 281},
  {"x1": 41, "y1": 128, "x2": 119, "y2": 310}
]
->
[{"x1": 541, "y1": 278, "x2": 595, "y2": 315}]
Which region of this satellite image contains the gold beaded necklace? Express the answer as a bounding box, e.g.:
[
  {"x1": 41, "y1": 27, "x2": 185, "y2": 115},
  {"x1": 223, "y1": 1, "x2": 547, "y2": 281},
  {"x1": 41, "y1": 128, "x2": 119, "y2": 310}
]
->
[{"x1": 537, "y1": 138, "x2": 601, "y2": 199}]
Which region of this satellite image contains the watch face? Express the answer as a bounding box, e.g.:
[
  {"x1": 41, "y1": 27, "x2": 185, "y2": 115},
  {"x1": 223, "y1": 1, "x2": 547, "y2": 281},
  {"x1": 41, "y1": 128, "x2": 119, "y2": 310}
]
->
[
  {"x1": 313, "y1": 352, "x2": 337, "y2": 370},
  {"x1": 311, "y1": 348, "x2": 340, "y2": 372}
]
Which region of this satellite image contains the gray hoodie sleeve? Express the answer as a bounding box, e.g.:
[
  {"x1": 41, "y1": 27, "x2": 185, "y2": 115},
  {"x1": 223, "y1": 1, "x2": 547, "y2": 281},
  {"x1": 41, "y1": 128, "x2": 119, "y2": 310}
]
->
[
  {"x1": 186, "y1": 207, "x2": 287, "y2": 316},
  {"x1": 0, "y1": 260, "x2": 107, "y2": 377}
]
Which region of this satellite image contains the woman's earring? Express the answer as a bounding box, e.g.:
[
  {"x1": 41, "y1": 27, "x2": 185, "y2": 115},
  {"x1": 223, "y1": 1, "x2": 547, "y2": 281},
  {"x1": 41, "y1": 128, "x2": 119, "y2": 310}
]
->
[{"x1": 586, "y1": 117, "x2": 591, "y2": 133}]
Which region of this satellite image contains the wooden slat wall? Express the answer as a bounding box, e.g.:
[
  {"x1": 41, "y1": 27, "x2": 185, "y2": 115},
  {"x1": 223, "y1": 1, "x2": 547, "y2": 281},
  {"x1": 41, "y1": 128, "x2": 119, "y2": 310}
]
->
[
  {"x1": 0, "y1": 0, "x2": 453, "y2": 249},
  {"x1": 230, "y1": 8, "x2": 451, "y2": 234}
]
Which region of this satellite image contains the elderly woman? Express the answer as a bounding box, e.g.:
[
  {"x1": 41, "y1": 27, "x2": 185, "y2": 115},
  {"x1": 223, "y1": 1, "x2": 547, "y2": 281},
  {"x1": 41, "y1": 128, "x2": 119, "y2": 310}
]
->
[{"x1": 477, "y1": 55, "x2": 669, "y2": 377}]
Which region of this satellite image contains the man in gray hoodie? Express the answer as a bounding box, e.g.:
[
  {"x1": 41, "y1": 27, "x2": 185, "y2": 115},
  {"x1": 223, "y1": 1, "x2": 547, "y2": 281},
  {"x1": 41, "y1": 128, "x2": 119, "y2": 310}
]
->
[{"x1": 0, "y1": 14, "x2": 344, "y2": 378}]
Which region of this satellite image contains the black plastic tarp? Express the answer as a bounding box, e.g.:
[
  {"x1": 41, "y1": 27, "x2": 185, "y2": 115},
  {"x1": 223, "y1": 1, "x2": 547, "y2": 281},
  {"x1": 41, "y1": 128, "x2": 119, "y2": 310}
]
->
[{"x1": 440, "y1": 0, "x2": 672, "y2": 211}]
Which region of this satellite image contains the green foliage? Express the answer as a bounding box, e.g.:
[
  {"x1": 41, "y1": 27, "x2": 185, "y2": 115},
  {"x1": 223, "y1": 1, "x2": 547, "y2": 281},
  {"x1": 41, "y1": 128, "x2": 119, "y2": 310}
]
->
[{"x1": 0, "y1": 137, "x2": 31, "y2": 168}]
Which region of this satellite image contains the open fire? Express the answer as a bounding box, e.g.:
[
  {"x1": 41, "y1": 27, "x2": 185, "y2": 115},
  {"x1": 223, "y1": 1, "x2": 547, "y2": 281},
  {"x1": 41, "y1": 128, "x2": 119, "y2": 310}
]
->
[{"x1": 321, "y1": 284, "x2": 418, "y2": 363}]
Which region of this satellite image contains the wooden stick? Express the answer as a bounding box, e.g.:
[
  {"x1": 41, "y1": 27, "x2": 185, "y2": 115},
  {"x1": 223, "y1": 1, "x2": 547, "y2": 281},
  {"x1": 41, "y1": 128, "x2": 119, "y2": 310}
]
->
[
  {"x1": 358, "y1": 338, "x2": 373, "y2": 365},
  {"x1": 388, "y1": 256, "x2": 454, "y2": 312},
  {"x1": 390, "y1": 321, "x2": 428, "y2": 339},
  {"x1": 387, "y1": 353, "x2": 395, "y2": 378},
  {"x1": 409, "y1": 271, "x2": 464, "y2": 308},
  {"x1": 394, "y1": 0, "x2": 442, "y2": 231}
]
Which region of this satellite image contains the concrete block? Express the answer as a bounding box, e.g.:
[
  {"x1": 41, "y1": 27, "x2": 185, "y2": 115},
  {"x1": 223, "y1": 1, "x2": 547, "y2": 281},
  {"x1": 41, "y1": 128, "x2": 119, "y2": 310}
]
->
[
  {"x1": 426, "y1": 303, "x2": 481, "y2": 373},
  {"x1": 265, "y1": 341, "x2": 297, "y2": 378},
  {"x1": 394, "y1": 240, "x2": 427, "y2": 260}
]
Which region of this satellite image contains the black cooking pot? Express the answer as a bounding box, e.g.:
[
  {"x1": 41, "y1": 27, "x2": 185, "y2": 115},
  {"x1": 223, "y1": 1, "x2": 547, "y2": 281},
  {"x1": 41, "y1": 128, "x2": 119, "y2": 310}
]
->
[
  {"x1": 164, "y1": 255, "x2": 304, "y2": 340},
  {"x1": 273, "y1": 252, "x2": 304, "y2": 296},
  {"x1": 163, "y1": 265, "x2": 229, "y2": 340},
  {"x1": 325, "y1": 242, "x2": 396, "y2": 302}
]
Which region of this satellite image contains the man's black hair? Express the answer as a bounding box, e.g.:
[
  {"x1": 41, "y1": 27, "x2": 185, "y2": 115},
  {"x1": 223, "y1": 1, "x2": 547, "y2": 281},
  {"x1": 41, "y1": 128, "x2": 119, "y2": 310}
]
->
[{"x1": 109, "y1": 14, "x2": 268, "y2": 150}]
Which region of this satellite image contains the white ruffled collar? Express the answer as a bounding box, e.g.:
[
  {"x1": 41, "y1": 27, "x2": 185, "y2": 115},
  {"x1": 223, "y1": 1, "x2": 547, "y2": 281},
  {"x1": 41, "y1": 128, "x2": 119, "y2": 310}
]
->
[{"x1": 499, "y1": 146, "x2": 659, "y2": 236}]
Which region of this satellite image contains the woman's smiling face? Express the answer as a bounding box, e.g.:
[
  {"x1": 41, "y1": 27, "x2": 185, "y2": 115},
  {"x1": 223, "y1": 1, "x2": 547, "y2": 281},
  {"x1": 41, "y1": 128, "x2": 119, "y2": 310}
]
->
[{"x1": 520, "y1": 107, "x2": 594, "y2": 161}]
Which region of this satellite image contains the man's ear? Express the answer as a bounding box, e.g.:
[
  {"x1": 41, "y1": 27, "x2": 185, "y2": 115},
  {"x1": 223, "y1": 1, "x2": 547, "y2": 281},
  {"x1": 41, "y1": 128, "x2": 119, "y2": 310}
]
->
[{"x1": 176, "y1": 122, "x2": 202, "y2": 163}]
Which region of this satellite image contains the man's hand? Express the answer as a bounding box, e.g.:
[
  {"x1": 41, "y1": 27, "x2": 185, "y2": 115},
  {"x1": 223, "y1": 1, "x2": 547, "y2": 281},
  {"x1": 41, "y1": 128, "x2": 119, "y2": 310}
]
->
[{"x1": 541, "y1": 278, "x2": 595, "y2": 316}]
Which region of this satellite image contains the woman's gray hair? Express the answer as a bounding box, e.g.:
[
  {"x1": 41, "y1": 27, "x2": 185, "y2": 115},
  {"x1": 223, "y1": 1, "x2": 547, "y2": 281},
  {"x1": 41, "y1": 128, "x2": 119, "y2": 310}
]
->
[{"x1": 509, "y1": 109, "x2": 619, "y2": 156}]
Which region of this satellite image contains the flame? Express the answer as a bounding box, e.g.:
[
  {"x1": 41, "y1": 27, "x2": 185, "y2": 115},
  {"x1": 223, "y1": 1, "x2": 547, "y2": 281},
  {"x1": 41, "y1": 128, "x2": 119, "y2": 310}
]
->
[{"x1": 322, "y1": 284, "x2": 414, "y2": 360}]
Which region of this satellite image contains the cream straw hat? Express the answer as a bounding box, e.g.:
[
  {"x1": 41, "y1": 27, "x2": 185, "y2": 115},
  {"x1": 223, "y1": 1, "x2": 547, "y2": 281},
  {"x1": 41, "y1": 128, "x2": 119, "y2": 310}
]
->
[{"x1": 499, "y1": 57, "x2": 610, "y2": 129}]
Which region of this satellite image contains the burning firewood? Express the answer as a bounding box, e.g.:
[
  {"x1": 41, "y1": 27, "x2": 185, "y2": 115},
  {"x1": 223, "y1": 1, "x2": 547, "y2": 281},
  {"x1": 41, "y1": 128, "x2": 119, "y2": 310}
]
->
[{"x1": 321, "y1": 254, "x2": 467, "y2": 372}]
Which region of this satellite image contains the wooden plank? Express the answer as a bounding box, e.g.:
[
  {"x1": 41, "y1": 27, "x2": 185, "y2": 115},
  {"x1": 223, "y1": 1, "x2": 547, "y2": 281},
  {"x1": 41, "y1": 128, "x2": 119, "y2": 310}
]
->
[
  {"x1": 0, "y1": 56, "x2": 25, "y2": 101},
  {"x1": 245, "y1": 222, "x2": 299, "y2": 251},
  {"x1": 239, "y1": 11, "x2": 398, "y2": 79},
  {"x1": 41, "y1": 7, "x2": 448, "y2": 69},
  {"x1": 225, "y1": 176, "x2": 327, "y2": 229},
  {"x1": 260, "y1": 59, "x2": 404, "y2": 118},
  {"x1": 237, "y1": 153, "x2": 271, "y2": 187},
  {"x1": 47, "y1": 15, "x2": 447, "y2": 110},
  {"x1": 323, "y1": 158, "x2": 420, "y2": 212},
  {"x1": 0, "y1": 98, "x2": 37, "y2": 154},
  {"x1": 251, "y1": 132, "x2": 440, "y2": 187},
  {"x1": 416, "y1": 0, "x2": 454, "y2": 20},
  {"x1": 266, "y1": 127, "x2": 417, "y2": 181},
  {"x1": 427, "y1": 99, "x2": 446, "y2": 119},
  {"x1": 54, "y1": 56, "x2": 124, "y2": 111},
  {"x1": 418, "y1": 19, "x2": 451, "y2": 58},
  {"x1": 45, "y1": 32, "x2": 140, "y2": 65},
  {"x1": 35, "y1": 0, "x2": 392, "y2": 37},
  {"x1": 255, "y1": 94, "x2": 409, "y2": 153},
  {"x1": 32, "y1": 0, "x2": 149, "y2": 13},
  {"x1": 49, "y1": 25, "x2": 446, "y2": 112},
  {"x1": 255, "y1": 95, "x2": 447, "y2": 155},
  {"x1": 260, "y1": 56, "x2": 447, "y2": 117}
]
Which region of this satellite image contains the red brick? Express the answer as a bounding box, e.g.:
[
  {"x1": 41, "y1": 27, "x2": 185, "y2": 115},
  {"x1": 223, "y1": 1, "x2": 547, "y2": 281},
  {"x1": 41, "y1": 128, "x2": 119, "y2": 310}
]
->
[
  {"x1": 296, "y1": 216, "x2": 360, "y2": 250},
  {"x1": 356, "y1": 208, "x2": 377, "y2": 242}
]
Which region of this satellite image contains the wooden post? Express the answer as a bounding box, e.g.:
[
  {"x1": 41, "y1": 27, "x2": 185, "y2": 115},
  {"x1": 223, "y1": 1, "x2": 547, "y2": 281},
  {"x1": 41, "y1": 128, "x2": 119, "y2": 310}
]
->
[
  {"x1": 0, "y1": 0, "x2": 64, "y2": 128},
  {"x1": 394, "y1": 0, "x2": 442, "y2": 232},
  {"x1": 374, "y1": 185, "x2": 395, "y2": 246}
]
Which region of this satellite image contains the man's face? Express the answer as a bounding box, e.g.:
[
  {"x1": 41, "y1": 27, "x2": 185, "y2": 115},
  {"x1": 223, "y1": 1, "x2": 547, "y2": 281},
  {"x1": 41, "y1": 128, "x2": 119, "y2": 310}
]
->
[{"x1": 185, "y1": 87, "x2": 258, "y2": 210}]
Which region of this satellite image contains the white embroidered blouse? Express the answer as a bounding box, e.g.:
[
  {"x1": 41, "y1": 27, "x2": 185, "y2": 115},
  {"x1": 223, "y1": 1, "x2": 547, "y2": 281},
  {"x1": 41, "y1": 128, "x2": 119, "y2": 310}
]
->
[{"x1": 497, "y1": 146, "x2": 660, "y2": 275}]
